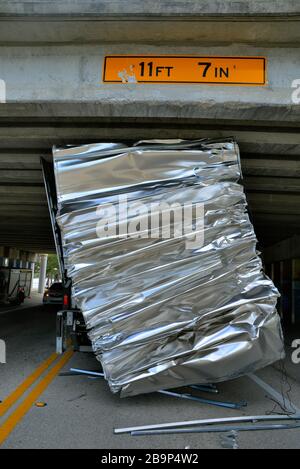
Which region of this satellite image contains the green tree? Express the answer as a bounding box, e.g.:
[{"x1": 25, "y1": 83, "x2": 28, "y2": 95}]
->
[
  {"x1": 46, "y1": 254, "x2": 59, "y2": 279},
  {"x1": 35, "y1": 254, "x2": 60, "y2": 283}
]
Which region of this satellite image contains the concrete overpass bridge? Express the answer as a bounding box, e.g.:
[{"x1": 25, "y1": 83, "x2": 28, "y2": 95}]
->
[{"x1": 0, "y1": 2, "x2": 299, "y2": 313}]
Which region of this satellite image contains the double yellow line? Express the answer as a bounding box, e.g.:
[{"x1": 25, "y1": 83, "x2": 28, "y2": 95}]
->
[{"x1": 0, "y1": 349, "x2": 73, "y2": 446}]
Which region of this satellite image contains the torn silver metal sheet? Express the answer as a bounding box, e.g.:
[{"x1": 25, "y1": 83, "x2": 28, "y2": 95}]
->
[{"x1": 52, "y1": 139, "x2": 284, "y2": 397}]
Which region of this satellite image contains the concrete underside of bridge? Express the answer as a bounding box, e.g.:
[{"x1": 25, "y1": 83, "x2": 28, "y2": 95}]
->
[{"x1": 0, "y1": 1, "x2": 299, "y2": 254}]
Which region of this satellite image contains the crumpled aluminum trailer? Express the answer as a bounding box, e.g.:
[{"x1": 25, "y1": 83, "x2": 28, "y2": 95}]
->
[{"x1": 50, "y1": 139, "x2": 284, "y2": 397}]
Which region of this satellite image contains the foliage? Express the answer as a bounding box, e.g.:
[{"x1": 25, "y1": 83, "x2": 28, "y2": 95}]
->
[{"x1": 35, "y1": 254, "x2": 60, "y2": 280}]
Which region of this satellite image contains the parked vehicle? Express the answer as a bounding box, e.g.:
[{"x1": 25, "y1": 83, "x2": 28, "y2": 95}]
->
[
  {"x1": 0, "y1": 267, "x2": 32, "y2": 305},
  {"x1": 43, "y1": 282, "x2": 64, "y2": 305}
]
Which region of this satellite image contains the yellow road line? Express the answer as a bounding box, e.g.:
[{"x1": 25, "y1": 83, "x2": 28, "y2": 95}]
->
[
  {"x1": 0, "y1": 349, "x2": 74, "y2": 446},
  {"x1": 0, "y1": 352, "x2": 58, "y2": 418}
]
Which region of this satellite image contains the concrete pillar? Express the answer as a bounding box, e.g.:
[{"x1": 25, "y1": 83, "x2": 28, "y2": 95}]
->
[
  {"x1": 31, "y1": 262, "x2": 35, "y2": 292},
  {"x1": 38, "y1": 254, "x2": 48, "y2": 293}
]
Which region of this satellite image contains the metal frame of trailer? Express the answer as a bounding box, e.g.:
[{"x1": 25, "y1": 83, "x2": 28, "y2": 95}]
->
[{"x1": 41, "y1": 158, "x2": 91, "y2": 354}]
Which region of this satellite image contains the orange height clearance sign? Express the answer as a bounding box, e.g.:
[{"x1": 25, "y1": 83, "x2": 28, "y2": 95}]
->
[{"x1": 103, "y1": 56, "x2": 266, "y2": 85}]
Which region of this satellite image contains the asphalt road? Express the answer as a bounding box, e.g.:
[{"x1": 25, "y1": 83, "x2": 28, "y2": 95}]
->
[{"x1": 0, "y1": 301, "x2": 300, "y2": 449}]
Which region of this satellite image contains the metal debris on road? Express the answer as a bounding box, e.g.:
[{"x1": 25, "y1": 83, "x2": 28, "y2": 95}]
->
[
  {"x1": 248, "y1": 373, "x2": 300, "y2": 414},
  {"x1": 189, "y1": 384, "x2": 219, "y2": 394},
  {"x1": 69, "y1": 368, "x2": 104, "y2": 377},
  {"x1": 158, "y1": 390, "x2": 247, "y2": 410},
  {"x1": 114, "y1": 413, "x2": 300, "y2": 434},
  {"x1": 220, "y1": 430, "x2": 239, "y2": 449},
  {"x1": 130, "y1": 422, "x2": 300, "y2": 436}
]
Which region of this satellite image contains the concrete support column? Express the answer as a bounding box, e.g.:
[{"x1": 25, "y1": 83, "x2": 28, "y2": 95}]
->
[
  {"x1": 31, "y1": 262, "x2": 35, "y2": 291},
  {"x1": 38, "y1": 254, "x2": 48, "y2": 293}
]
